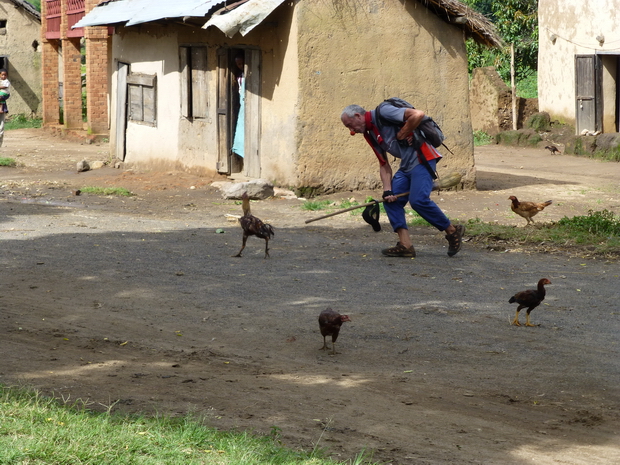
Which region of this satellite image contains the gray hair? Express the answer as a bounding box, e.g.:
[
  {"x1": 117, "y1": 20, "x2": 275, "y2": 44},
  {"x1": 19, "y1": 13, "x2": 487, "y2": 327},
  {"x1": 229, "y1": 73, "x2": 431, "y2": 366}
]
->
[{"x1": 341, "y1": 104, "x2": 365, "y2": 118}]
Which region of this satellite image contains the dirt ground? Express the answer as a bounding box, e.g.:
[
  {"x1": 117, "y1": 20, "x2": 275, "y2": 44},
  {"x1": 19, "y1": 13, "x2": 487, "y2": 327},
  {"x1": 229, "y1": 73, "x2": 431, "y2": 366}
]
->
[{"x1": 1, "y1": 129, "x2": 620, "y2": 464}]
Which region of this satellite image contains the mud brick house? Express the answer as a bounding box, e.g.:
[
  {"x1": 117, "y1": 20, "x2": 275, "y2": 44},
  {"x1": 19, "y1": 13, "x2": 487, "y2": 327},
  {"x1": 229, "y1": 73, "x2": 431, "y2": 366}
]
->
[
  {"x1": 0, "y1": 0, "x2": 42, "y2": 117},
  {"x1": 64, "y1": 0, "x2": 500, "y2": 192},
  {"x1": 539, "y1": 0, "x2": 620, "y2": 135}
]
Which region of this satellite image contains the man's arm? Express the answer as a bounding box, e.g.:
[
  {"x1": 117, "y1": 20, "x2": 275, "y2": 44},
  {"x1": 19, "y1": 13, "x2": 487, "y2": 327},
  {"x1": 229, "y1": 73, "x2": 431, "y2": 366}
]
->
[
  {"x1": 379, "y1": 161, "x2": 395, "y2": 201},
  {"x1": 396, "y1": 108, "x2": 425, "y2": 141}
]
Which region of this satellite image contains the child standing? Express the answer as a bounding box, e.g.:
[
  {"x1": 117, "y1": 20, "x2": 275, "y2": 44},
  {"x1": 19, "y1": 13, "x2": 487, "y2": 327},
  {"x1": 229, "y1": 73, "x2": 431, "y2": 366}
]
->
[
  {"x1": 0, "y1": 68, "x2": 10, "y2": 114},
  {"x1": 0, "y1": 69, "x2": 8, "y2": 147}
]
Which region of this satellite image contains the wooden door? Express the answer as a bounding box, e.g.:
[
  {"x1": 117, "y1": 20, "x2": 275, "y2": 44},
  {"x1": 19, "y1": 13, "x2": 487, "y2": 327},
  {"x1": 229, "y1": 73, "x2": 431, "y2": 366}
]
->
[
  {"x1": 216, "y1": 48, "x2": 231, "y2": 174},
  {"x1": 216, "y1": 48, "x2": 261, "y2": 176},
  {"x1": 243, "y1": 49, "x2": 261, "y2": 178},
  {"x1": 575, "y1": 55, "x2": 602, "y2": 134},
  {"x1": 115, "y1": 62, "x2": 129, "y2": 160}
]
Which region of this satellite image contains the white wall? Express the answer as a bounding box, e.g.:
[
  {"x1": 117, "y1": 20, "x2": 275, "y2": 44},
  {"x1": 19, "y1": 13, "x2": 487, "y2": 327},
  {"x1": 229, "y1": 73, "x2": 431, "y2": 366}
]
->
[
  {"x1": 538, "y1": 0, "x2": 620, "y2": 127},
  {"x1": 110, "y1": 28, "x2": 180, "y2": 165}
]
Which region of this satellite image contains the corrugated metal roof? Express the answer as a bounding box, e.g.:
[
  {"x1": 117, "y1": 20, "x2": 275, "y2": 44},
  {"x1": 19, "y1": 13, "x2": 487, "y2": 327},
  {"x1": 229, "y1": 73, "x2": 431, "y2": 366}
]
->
[
  {"x1": 73, "y1": 0, "x2": 224, "y2": 28},
  {"x1": 126, "y1": 0, "x2": 223, "y2": 26},
  {"x1": 203, "y1": 0, "x2": 285, "y2": 37}
]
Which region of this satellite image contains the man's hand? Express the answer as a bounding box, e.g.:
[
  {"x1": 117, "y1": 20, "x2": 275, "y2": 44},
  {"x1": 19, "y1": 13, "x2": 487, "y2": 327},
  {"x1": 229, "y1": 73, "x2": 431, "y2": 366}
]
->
[{"x1": 382, "y1": 190, "x2": 397, "y2": 202}]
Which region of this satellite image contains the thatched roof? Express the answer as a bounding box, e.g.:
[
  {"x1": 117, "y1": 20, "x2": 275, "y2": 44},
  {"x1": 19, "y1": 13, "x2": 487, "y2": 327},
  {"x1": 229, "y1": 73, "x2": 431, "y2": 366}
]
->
[
  {"x1": 8, "y1": 0, "x2": 41, "y2": 21},
  {"x1": 418, "y1": 0, "x2": 503, "y2": 48}
]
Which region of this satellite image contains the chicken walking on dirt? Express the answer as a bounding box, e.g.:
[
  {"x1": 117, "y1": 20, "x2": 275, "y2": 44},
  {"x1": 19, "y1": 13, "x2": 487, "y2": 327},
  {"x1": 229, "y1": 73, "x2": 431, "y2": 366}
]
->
[
  {"x1": 509, "y1": 196, "x2": 552, "y2": 225},
  {"x1": 318, "y1": 308, "x2": 351, "y2": 355},
  {"x1": 509, "y1": 278, "x2": 551, "y2": 327},
  {"x1": 544, "y1": 145, "x2": 561, "y2": 155},
  {"x1": 232, "y1": 192, "x2": 274, "y2": 258}
]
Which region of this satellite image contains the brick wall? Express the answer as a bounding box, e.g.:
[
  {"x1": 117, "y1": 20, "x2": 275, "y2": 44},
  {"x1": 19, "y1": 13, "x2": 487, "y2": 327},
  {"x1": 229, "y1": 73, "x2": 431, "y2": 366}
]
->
[
  {"x1": 41, "y1": 0, "x2": 60, "y2": 125},
  {"x1": 62, "y1": 38, "x2": 83, "y2": 129},
  {"x1": 84, "y1": 0, "x2": 110, "y2": 134},
  {"x1": 41, "y1": 0, "x2": 110, "y2": 134},
  {"x1": 41, "y1": 40, "x2": 60, "y2": 123}
]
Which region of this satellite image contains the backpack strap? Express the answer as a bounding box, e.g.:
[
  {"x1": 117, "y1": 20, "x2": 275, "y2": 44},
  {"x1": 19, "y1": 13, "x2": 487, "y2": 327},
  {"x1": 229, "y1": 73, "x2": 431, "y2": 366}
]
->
[
  {"x1": 375, "y1": 102, "x2": 439, "y2": 179},
  {"x1": 363, "y1": 111, "x2": 389, "y2": 166}
]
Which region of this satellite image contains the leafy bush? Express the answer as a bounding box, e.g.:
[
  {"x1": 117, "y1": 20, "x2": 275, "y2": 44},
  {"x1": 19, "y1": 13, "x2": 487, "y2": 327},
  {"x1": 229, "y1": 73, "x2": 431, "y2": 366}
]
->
[
  {"x1": 557, "y1": 209, "x2": 620, "y2": 236},
  {"x1": 473, "y1": 130, "x2": 493, "y2": 146},
  {"x1": 466, "y1": 210, "x2": 620, "y2": 256}
]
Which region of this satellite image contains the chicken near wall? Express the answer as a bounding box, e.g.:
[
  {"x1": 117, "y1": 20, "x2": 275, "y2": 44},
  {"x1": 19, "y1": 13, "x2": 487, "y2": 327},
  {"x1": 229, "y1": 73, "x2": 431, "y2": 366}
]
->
[{"x1": 544, "y1": 145, "x2": 561, "y2": 155}]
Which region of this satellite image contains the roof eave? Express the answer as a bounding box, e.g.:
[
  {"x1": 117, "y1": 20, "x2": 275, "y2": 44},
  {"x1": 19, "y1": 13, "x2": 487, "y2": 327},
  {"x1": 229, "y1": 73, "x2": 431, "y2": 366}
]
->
[
  {"x1": 417, "y1": 0, "x2": 504, "y2": 48},
  {"x1": 8, "y1": 0, "x2": 41, "y2": 22}
]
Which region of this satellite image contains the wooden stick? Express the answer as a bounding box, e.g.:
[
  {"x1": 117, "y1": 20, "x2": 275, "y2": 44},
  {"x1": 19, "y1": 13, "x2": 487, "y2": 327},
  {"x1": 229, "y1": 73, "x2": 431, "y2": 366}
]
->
[
  {"x1": 304, "y1": 171, "x2": 461, "y2": 224},
  {"x1": 304, "y1": 192, "x2": 409, "y2": 224}
]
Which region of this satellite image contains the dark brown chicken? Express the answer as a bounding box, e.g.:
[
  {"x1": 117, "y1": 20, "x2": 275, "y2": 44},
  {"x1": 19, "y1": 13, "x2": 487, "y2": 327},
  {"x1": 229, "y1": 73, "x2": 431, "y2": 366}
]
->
[
  {"x1": 509, "y1": 278, "x2": 551, "y2": 327},
  {"x1": 509, "y1": 196, "x2": 553, "y2": 225},
  {"x1": 233, "y1": 192, "x2": 274, "y2": 258},
  {"x1": 318, "y1": 308, "x2": 351, "y2": 355},
  {"x1": 545, "y1": 145, "x2": 561, "y2": 155}
]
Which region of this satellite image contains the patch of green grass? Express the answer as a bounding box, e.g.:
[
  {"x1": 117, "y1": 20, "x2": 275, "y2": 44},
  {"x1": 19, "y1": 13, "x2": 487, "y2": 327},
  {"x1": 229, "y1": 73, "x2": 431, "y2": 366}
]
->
[
  {"x1": 466, "y1": 209, "x2": 620, "y2": 256},
  {"x1": 80, "y1": 186, "x2": 133, "y2": 197},
  {"x1": 302, "y1": 199, "x2": 334, "y2": 211},
  {"x1": 0, "y1": 385, "x2": 375, "y2": 464},
  {"x1": 406, "y1": 210, "x2": 427, "y2": 227},
  {"x1": 0, "y1": 157, "x2": 16, "y2": 167},
  {"x1": 473, "y1": 130, "x2": 493, "y2": 146},
  {"x1": 5, "y1": 114, "x2": 42, "y2": 130}
]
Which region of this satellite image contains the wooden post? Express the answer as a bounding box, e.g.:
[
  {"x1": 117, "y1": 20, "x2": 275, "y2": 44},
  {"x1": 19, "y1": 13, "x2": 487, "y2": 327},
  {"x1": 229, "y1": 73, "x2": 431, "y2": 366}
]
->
[{"x1": 511, "y1": 43, "x2": 517, "y2": 130}]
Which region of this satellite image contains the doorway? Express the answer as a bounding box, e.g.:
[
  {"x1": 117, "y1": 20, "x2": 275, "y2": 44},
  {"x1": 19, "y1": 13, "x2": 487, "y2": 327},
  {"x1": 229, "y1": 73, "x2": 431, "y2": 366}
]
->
[
  {"x1": 575, "y1": 54, "x2": 602, "y2": 135},
  {"x1": 216, "y1": 48, "x2": 261, "y2": 177},
  {"x1": 115, "y1": 62, "x2": 129, "y2": 160}
]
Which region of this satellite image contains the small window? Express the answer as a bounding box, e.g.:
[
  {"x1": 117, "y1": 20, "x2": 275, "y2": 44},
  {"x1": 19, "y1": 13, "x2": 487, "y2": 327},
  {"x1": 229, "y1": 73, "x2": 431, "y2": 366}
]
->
[
  {"x1": 0, "y1": 20, "x2": 6, "y2": 36},
  {"x1": 127, "y1": 73, "x2": 156, "y2": 126},
  {"x1": 180, "y1": 46, "x2": 208, "y2": 119}
]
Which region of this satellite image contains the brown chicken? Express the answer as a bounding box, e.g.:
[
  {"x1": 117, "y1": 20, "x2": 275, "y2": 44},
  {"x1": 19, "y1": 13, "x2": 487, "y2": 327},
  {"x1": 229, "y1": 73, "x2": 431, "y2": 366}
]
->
[
  {"x1": 318, "y1": 308, "x2": 351, "y2": 355},
  {"x1": 545, "y1": 145, "x2": 561, "y2": 155},
  {"x1": 233, "y1": 192, "x2": 275, "y2": 258},
  {"x1": 509, "y1": 278, "x2": 551, "y2": 327},
  {"x1": 509, "y1": 196, "x2": 553, "y2": 225}
]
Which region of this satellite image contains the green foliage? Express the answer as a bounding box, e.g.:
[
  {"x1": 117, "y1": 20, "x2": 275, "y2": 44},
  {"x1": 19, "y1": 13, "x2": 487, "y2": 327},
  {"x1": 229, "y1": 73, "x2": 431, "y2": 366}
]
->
[
  {"x1": 5, "y1": 114, "x2": 42, "y2": 130},
  {"x1": 29, "y1": 0, "x2": 41, "y2": 11},
  {"x1": 80, "y1": 186, "x2": 133, "y2": 197},
  {"x1": 473, "y1": 130, "x2": 493, "y2": 146},
  {"x1": 515, "y1": 71, "x2": 538, "y2": 98},
  {"x1": 466, "y1": 210, "x2": 620, "y2": 256},
  {"x1": 0, "y1": 157, "x2": 16, "y2": 167},
  {"x1": 463, "y1": 0, "x2": 538, "y2": 94},
  {"x1": 557, "y1": 210, "x2": 620, "y2": 236}
]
